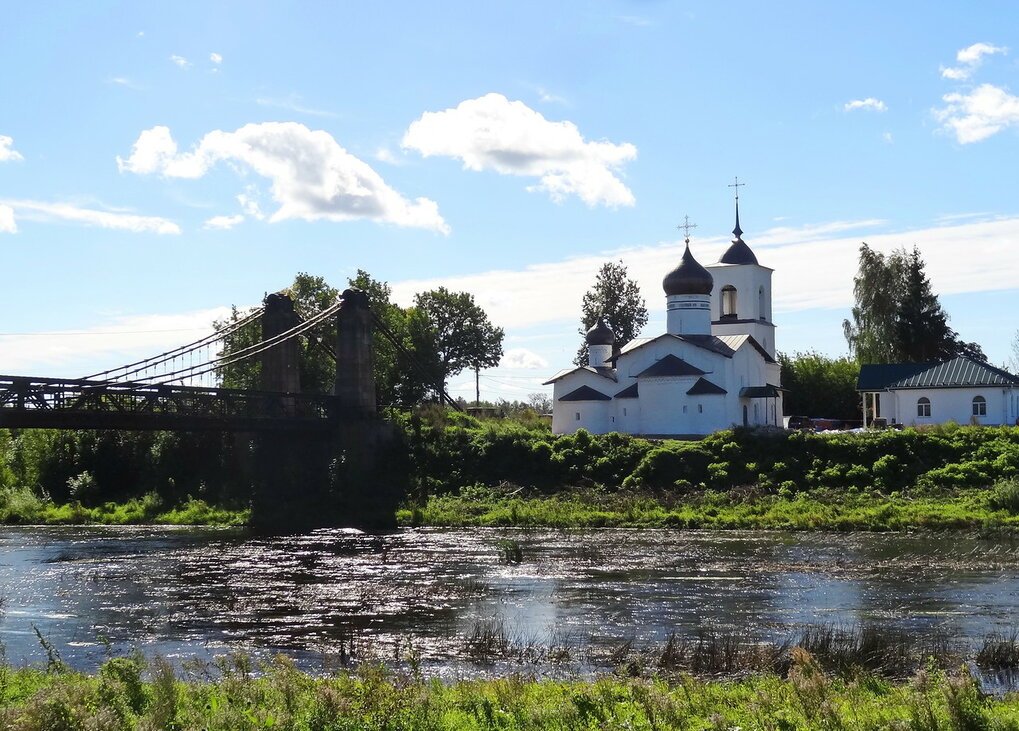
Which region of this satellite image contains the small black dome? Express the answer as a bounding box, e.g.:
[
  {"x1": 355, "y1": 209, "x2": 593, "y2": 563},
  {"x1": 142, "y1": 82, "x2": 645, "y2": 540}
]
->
[
  {"x1": 585, "y1": 318, "x2": 615, "y2": 346},
  {"x1": 719, "y1": 236, "x2": 759, "y2": 265},
  {"x1": 663, "y1": 244, "x2": 713, "y2": 296}
]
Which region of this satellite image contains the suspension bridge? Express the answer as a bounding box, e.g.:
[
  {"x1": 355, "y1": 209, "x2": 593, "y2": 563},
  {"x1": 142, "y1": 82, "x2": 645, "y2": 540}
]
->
[
  {"x1": 0, "y1": 289, "x2": 376, "y2": 432},
  {"x1": 0, "y1": 288, "x2": 406, "y2": 531}
]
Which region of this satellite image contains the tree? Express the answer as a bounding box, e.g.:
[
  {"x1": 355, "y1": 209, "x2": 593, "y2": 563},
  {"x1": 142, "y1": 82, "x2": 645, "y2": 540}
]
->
[
  {"x1": 1009, "y1": 330, "x2": 1019, "y2": 373},
  {"x1": 843, "y1": 244, "x2": 985, "y2": 364},
  {"x1": 779, "y1": 351, "x2": 860, "y2": 421},
  {"x1": 413, "y1": 287, "x2": 504, "y2": 401},
  {"x1": 575, "y1": 261, "x2": 648, "y2": 366}
]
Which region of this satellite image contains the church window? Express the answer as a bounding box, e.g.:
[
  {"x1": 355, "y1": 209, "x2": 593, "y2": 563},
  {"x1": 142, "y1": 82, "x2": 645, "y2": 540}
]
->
[
  {"x1": 623, "y1": 408, "x2": 627, "y2": 416},
  {"x1": 917, "y1": 397, "x2": 931, "y2": 418},
  {"x1": 721, "y1": 286, "x2": 737, "y2": 318},
  {"x1": 758, "y1": 286, "x2": 766, "y2": 320},
  {"x1": 683, "y1": 405, "x2": 687, "y2": 413},
  {"x1": 575, "y1": 412, "x2": 581, "y2": 421},
  {"x1": 973, "y1": 395, "x2": 987, "y2": 416},
  {"x1": 698, "y1": 404, "x2": 703, "y2": 413}
]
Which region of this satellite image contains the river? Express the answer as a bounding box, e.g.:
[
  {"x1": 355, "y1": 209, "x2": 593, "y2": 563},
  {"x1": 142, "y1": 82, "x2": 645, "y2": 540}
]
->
[{"x1": 1, "y1": 526, "x2": 1017, "y2": 677}]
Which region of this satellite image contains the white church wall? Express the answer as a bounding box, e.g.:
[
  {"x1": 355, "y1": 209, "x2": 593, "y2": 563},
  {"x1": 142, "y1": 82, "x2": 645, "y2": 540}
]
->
[
  {"x1": 615, "y1": 398, "x2": 640, "y2": 433},
  {"x1": 707, "y1": 263, "x2": 777, "y2": 357},
  {"x1": 889, "y1": 387, "x2": 1013, "y2": 427},
  {"x1": 550, "y1": 369, "x2": 619, "y2": 434},
  {"x1": 637, "y1": 377, "x2": 723, "y2": 435}
]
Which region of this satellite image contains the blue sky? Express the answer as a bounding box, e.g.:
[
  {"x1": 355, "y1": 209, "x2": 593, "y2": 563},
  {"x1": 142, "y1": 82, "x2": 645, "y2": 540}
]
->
[{"x1": 2, "y1": 1, "x2": 1018, "y2": 401}]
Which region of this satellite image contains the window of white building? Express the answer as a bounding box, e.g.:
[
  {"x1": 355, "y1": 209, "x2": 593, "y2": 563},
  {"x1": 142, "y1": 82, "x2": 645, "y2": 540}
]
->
[
  {"x1": 917, "y1": 397, "x2": 931, "y2": 418},
  {"x1": 973, "y1": 395, "x2": 987, "y2": 416},
  {"x1": 575, "y1": 412, "x2": 580, "y2": 421},
  {"x1": 721, "y1": 286, "x2": 737, "y2": 318}
]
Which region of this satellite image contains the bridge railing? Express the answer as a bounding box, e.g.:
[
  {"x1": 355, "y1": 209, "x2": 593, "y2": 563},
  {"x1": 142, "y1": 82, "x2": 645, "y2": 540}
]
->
[{"x1": 0, "y1": 375, "x2": 336, "y2": 431}]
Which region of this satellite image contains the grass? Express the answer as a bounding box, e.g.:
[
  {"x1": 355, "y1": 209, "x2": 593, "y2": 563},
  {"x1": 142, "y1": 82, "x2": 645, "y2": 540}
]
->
[
  {"x1": 0, "y1": 487, "x2": 248, "y2": 527},
  {"x1": 1, "y1": 650, "x2": 1018, "y2": 730},
  {"x1": 398, "y1": 484, "x2": 1019, "y2": 532}
]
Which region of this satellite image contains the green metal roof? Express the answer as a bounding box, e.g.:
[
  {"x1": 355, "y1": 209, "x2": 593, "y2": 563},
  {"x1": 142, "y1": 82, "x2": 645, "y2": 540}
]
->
[{"x1": 859, "y1": 357, "x2": 1019, "y2": 391}]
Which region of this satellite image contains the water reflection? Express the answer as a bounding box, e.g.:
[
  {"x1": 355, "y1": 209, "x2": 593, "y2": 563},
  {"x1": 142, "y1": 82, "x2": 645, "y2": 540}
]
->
[{"x1": 0, "y1": 526, "x2": 1016, "y2": 675}]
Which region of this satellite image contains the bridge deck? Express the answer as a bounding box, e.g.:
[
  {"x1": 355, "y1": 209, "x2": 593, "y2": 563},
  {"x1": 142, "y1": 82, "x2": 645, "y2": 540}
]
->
[{"x1": 0, "y1": 375, "x2": 336, "y2": 432}]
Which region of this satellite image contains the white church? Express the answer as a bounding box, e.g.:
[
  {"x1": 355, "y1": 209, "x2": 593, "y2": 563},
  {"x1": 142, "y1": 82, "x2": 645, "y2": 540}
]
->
[{"x1": 546, "y1": 201, "x2": 784, "y2": 437}]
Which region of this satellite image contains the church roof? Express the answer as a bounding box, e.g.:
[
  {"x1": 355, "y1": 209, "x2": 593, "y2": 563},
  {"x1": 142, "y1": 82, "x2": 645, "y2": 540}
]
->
[
  {"x1": 543, "y1": 366, "x2": 617, "y2": 385},
  {"x1": 687, "y1": 377, "x2": 727, "y2": 395},
  {"x1": 558, "y1": 385, "x2": 612, "y2": 401},
  {"x1": 615, "y1": 333, "x2": 738, "y2": 362},
  {"x1": 663, "y1": 243, "x2": 714, "y2": 296},
  {"x1": 635, "y1": 354, "x2": 706, "y2": 378},
  {"x1": 858, "y1": 357, "x2": 1019, "y2": 391},
  {"x1": 740, "y1": 385, "x2": 783, "y2": 398},
  {"x1": 614, "y1": 383, "x2": 639, "y2": 398},
  {"x1": 585, "y1": 318, "x2": 615, "y2": 346},
  {"x1": 715, "y1": 334, "x2": 777, "y2": 363},
  {"x1": 716, "y1": 198, "x2": 759, "y2": 265}
]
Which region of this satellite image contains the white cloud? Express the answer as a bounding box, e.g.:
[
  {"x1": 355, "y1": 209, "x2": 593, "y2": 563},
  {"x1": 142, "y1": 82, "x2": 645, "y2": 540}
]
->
[
  {"x1": 106, "y1": 76, "x2": 142, "y2": 90},
  {"x1": 170, "y1": 55, "x2": 191, "y2": 69},
  {"x1": 941, "y1": 42, "x2": 1007, "y2": 80},
  {"x1": 402, "y1": 92, "x2": 638, "y2": 207},
  {"x1": 882, "y1": 132, "x2": 894, "y2": 143},
  {"x1": 2, "y1": 199, "x2": 180, "y2": 234},
  {"x1": 374, "y1": 147, "x2": 403, "y2": 165},
  {"x1": 0, "y1": 135, "x2": 23, "y2": 162},
  {"x1": 236, "y1": 187, "x2": 265, "y2": 220},
  {"x1": 501, "y1": 348, "x2": 548, "y2": 369},
  {"x1": 254, "y1": 95, "x2": 337, "y2": 118},
  {"x1": 0, "y1": 307, "x2": 233, "y2": 376},
  {"x1": 390, "y1": 216, "x2": 1019, "y2": 331},
  {"x1": 844, "y1": 98, "x2": 887, "y2": 112},
  {"x1": 210, "y1": 52, "x2": 223, "y2": 64},
  {"x1": 537, "y1": 87, "x2": 568, "y2": 105},
  {"x1": 0, "y1": 204, "x2": 16, "y2": 233},
  {"x1": 203, "y1": 214, "x2": 244, "y2": 230},
  {"x1": 118, "y1": 122, "x2": 448, "y2": 233},
  {"x1": 934, "y1": 83, "x2": 1019, "y2": 143}
]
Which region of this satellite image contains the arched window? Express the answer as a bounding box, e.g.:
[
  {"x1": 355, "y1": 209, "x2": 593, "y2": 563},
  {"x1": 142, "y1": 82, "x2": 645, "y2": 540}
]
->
[
  {"x1": 721, "y1": 285, "x2": 737, "y2": 319},
  {"x1": 758, "y1": 286, "x2": 766, "y2": 321},
  {"x1": 973, "y1": 395, "x2": 987, "y2": 416},
  {"x1": 917, "y1": 397, "x2": 931, "y2": 418}
]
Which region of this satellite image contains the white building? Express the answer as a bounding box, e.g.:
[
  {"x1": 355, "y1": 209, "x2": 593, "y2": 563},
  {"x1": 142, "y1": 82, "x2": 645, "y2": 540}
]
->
[
  {"x1": 545, "y1": 205, "x2": 784, "y2": 438},
  {"x1": 857, "y1": 357, "x2": 1019, "y2": 427}
]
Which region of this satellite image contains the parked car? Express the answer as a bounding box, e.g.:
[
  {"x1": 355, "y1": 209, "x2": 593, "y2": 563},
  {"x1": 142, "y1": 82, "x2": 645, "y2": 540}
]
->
[{"x1": 784, "y1": 415, "x2": 811, "y2": 430}]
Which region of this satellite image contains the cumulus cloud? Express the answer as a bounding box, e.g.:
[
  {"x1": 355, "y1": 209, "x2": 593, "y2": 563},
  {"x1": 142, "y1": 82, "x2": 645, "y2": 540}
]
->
[
  {"x1": 117, "y1": 122, "x2": 449, "y2": 233},
  {"x1": 210, "y1": 52, "x2": 223, "y2": 64},
  {"x1": 0, "y1": 204, "x2": 16, "y2": 233},
  {"x1": 0, "y1": 135, "x2": 23, "y2": 162},
  {"x1": 402, "y1": 93, "x2": 637, "y2": 207},
  {"x1": 203, "y1": 214, "x2": 244, "y2": 230},
  {"x1": 844, "y1": 98, "x2": 887, "y2": 112},
  {"x1": 941, "y1": 42, "x2": 1007, "y2": 80},
  {"x1": 170, "y1": 55, "x2": 191, "y2": 69},
  {"x1": 501, "y1": 348, "x2": 549, "y2": 369},
  {"x1": 2, "y1": 199, "x2": 180, "y2": 234},
  {"x1": 935, "y1": 83, "x2": 1019, "y2": 143}
]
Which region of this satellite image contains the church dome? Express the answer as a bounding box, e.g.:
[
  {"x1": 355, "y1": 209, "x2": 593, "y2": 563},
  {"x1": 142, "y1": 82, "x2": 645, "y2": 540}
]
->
[
  {"x1": 663, "y1": 243, "x2": 713, "y2": 296},
  {"x1": 718, "y1": 198, "x2": 759, "y2": 265},
  {"x1": 585, "y1": 318, "x2": 615, "y2": 346}
]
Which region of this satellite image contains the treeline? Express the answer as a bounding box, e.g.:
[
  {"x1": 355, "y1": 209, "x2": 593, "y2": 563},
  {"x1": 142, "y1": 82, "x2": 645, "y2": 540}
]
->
[{"x1": 401, "y1": 411, "x2": 1019, "y2": 496}]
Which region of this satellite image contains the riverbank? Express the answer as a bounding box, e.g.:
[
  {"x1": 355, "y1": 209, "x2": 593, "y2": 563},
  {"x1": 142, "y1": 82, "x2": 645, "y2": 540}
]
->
[
  {"x1": 397, "y1": 482, "x2": 1019, "y2": 531},
  {"x1": 0, "y1": 489, "x2": 248, "y2": 526},
  {"x1": 1, "y1": 652, "x2": 1016, "y2": 730}
]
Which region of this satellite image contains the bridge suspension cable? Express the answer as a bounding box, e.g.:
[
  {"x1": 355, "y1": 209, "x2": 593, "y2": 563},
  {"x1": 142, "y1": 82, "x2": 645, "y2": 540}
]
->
[
  {"x1": 82, "y1": 306, "x2": 264, "y2": 384},
  {"x1": 145, "y1": 298, "x2": 345, "y2": 386}
]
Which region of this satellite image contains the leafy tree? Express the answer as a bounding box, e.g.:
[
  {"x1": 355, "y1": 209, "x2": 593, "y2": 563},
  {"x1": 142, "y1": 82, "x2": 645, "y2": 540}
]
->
[
  {"x1": 843, "y1": 244, "x2": 985, "y2": 364},
  {"x1": 413, "y1": 287, "x2": 504, "y2": 400},
  {"x1": 1009, "y1": 330, "x2": 1019, "y2": 373},
  {"x1": 214, "y1": 273, "x2": 339, "y2": 393},
  {"x1": 575, "y1": 260, "x2": 648, "y2": 366},
  {"x1": 779, "y1": 351, "x2": 860, "y2": 421}
]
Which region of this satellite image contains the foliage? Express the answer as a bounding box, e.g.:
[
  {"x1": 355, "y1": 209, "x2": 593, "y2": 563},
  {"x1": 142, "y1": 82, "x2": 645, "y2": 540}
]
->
[
  {"x1": 843, "y1": 244, "x2": 985, "y2": 364},
  {"x1": 1, "y1": 652, "x2": 1018, "y2": 729},
  {"x1": 413, "y1": 286, "x2": 505, "y2": 397},
  {"x1": 779, "y1": 350, "x2": 861, "y2": 420},
  {"x1": 575, "y1": 260, "x2": 649, "y2": 366}
]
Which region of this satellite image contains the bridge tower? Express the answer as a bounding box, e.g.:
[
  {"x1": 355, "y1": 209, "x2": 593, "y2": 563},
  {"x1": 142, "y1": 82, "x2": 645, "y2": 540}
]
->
[{"x1": 260, "y1": 293, "x2": 301, "y2": 395}]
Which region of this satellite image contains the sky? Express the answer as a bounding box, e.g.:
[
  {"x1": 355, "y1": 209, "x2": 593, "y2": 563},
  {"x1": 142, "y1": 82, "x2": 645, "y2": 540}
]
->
[{"x1": 2, "y1": 1, "x2": 1018, "y2": 403}]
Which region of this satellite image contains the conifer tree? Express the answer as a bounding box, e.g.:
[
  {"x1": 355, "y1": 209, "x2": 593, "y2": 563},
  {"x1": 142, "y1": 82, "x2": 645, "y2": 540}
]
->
[{"x1": 575, "y1": 261, "x2": 648, "y2": 366}]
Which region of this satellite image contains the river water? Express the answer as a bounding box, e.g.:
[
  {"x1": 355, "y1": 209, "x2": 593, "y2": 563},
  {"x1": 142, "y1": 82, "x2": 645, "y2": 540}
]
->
[{"x1": 0, "y1": 526, "x2": 1017, "y2": 676}]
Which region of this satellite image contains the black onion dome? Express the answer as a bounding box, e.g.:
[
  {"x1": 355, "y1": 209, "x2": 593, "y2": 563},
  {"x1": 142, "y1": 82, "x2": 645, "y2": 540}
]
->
[
  {"x1": 663, "y1": 243, "x2": 713, "y2": 295},
  {"x1": 719, "y1": 238, "x2": 759, "y2": 265},
  {"x1": 718, "y1": 199, "x2": 759, "y2": 265},
  {"x1": 585, "y1": 318, "x2": 615, "y2": 346}
]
